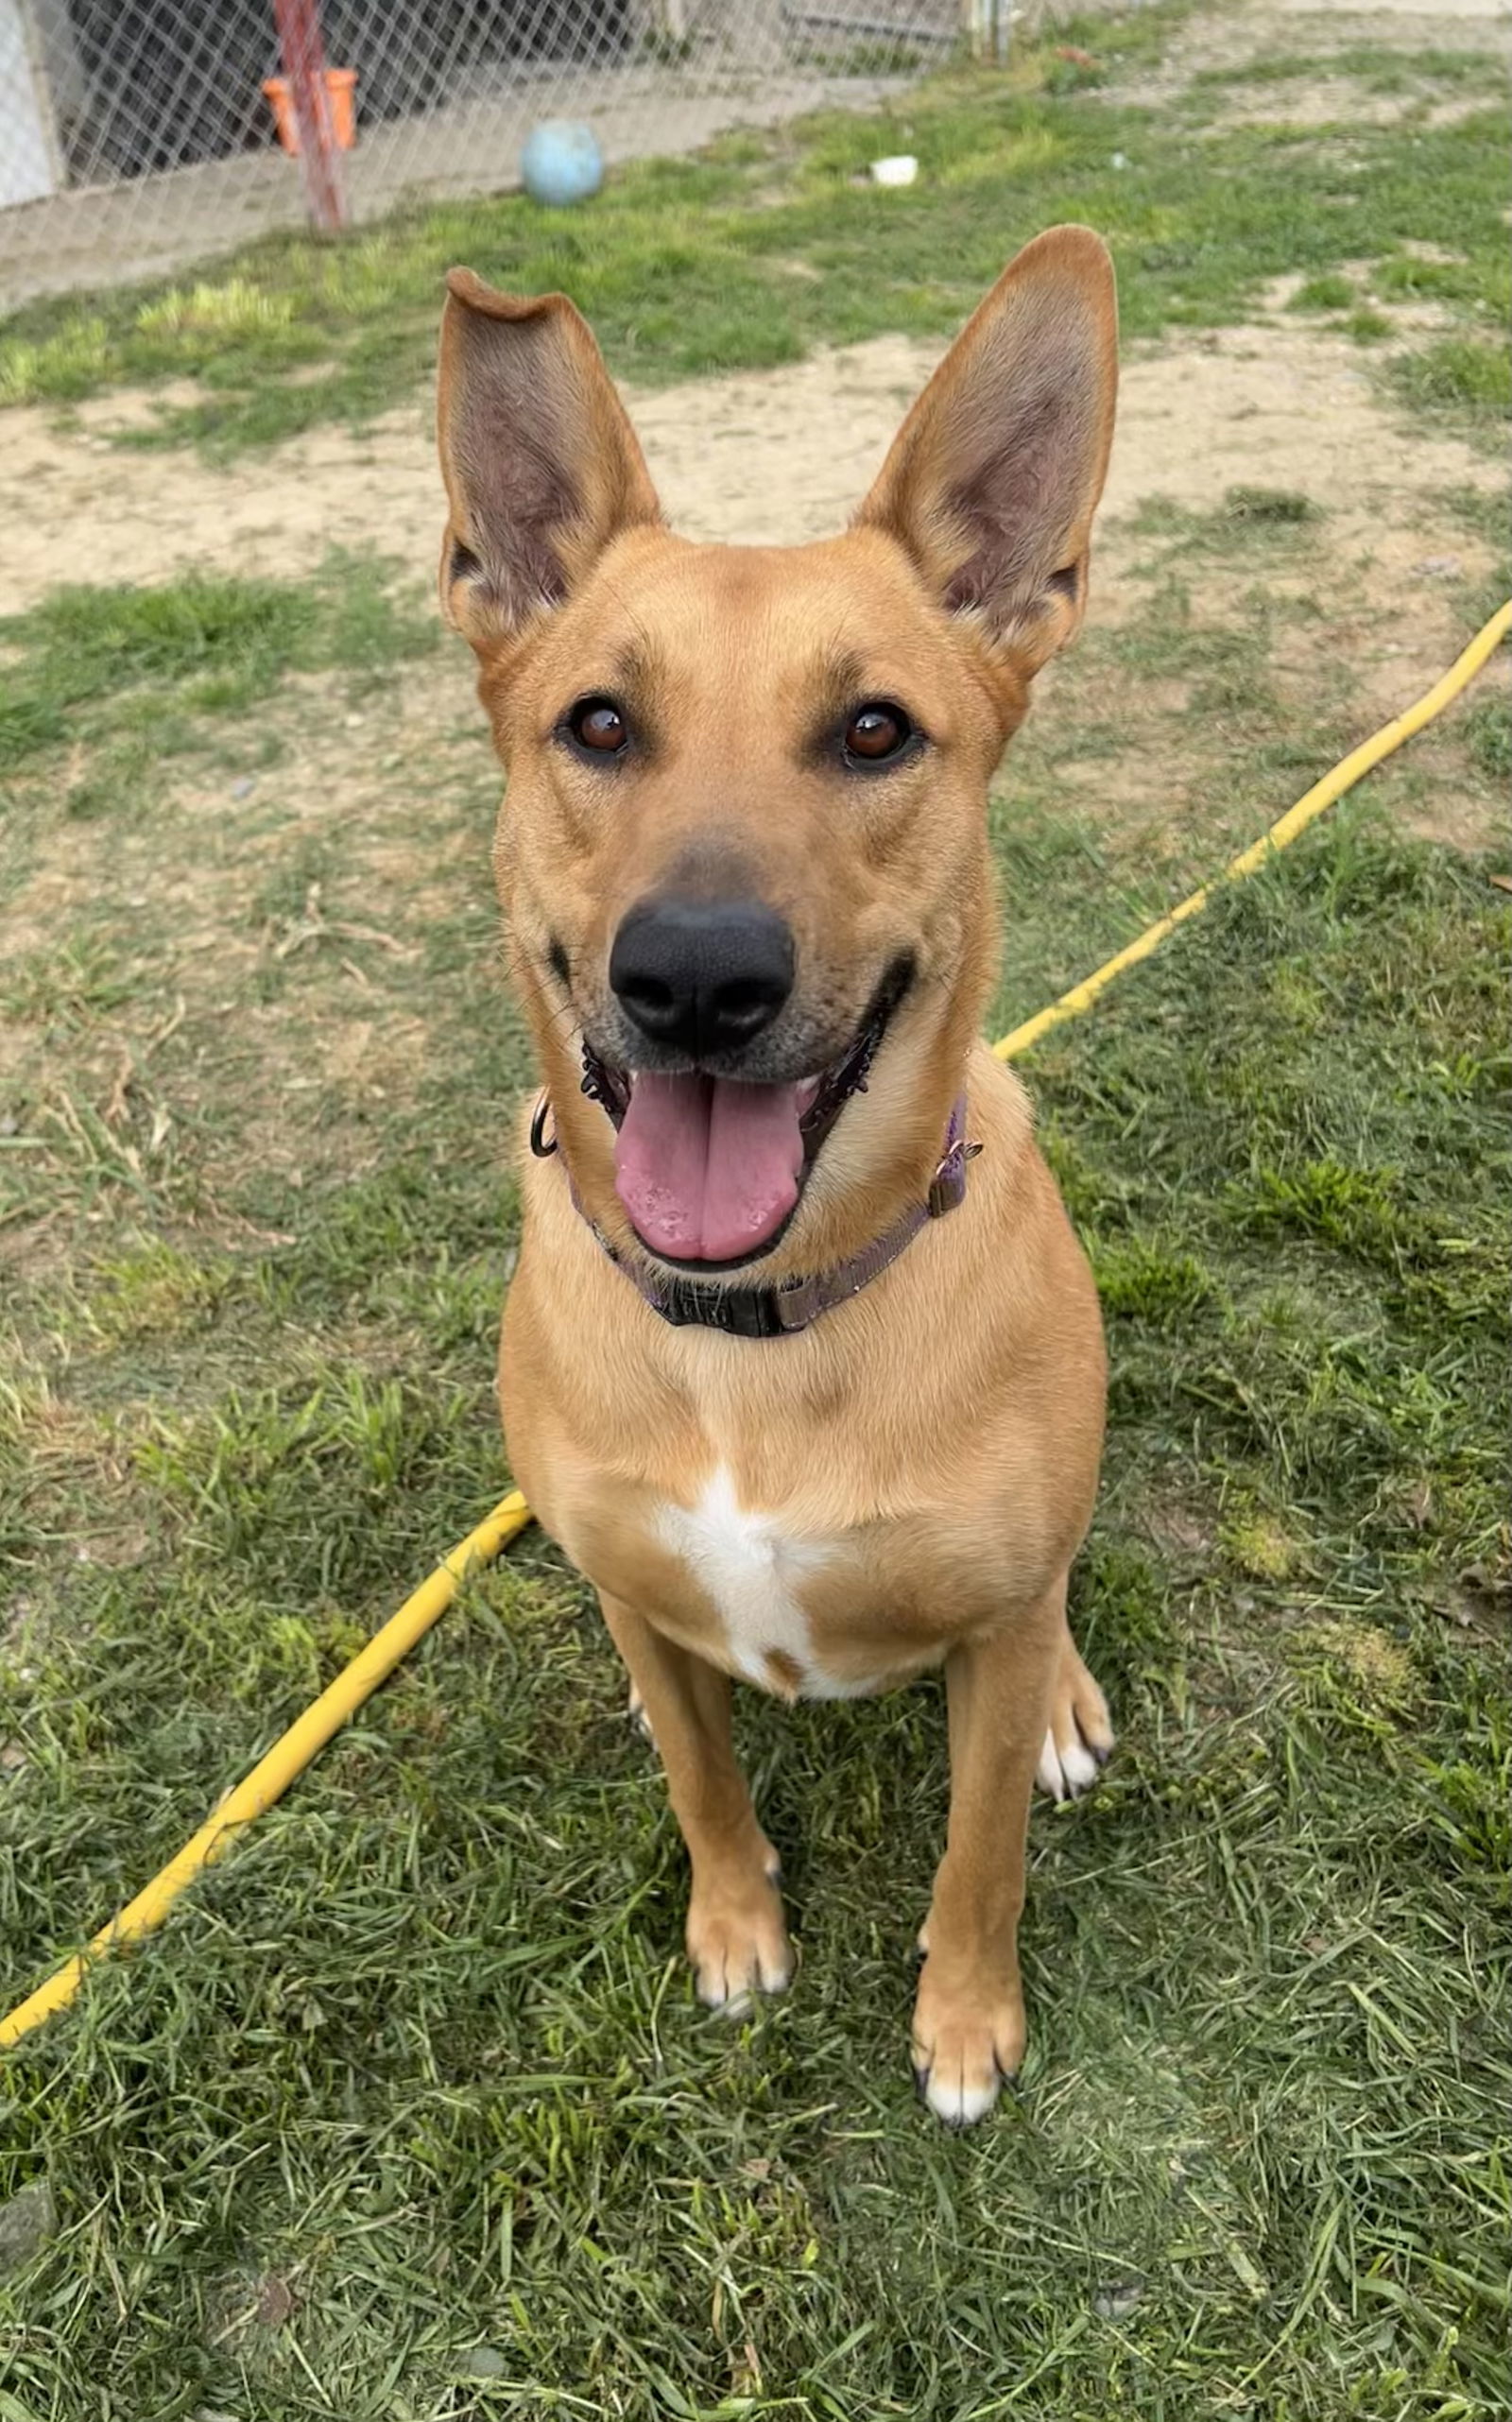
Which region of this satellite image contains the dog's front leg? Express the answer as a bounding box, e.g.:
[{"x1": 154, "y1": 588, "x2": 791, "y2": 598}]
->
[
  {"x1": 912, "y1": 1578, "x2": 1066, "y2": 2125},
  {"x1": 598, "y1": 1592, "x2": 792, "y2": 2012}
]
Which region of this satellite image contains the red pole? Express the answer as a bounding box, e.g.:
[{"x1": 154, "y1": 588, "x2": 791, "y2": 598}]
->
[{"x1": 273, "y1": 0, "x2": 346, "y2": 234}]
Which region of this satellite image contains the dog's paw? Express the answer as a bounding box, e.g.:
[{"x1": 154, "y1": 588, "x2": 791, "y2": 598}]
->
[
  {"x1": 687, "y1": 1860, "x2": 791, "y2": 2014},
  {"x1": 627, "y1": 1681, "x2": 656, "y2": 1748},
  {"x1": 1037, "y1": 1641, "x2": 1114, "y2": 1803},
  {"x1": 911, "y1": 1965, "x2": 1024, "y2": 2126}
]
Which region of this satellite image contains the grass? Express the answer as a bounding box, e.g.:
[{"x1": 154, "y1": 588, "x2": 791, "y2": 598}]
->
[
  {"x1": 1395, "y1": 336, "x2": 1512, "y2": 422},
  {"x1": 0, "y1": 9, "x2": 1506, "y2": 456},
  {"x1": 0, "y1": 557, "x2": 437, "y2": 781},
  {"x1": 1290, "y1": 273, "x2": 1356, "y2": 313},
  {"x1": 0, "y1": 558, "x2": 438, "y2": 868},
  {"x1": 1221, "y1": 486, "x2": 1320, "y2": 526},
  {"x1": 1462, "y1": 696, "x2": 1512, "y2": 782},
  {"x1": 2, "y1": 7, "x2": 1510, "y2": 2411},
  {"x1": 1, "y1": 525, "x2": 1509, "y2": 2414}
]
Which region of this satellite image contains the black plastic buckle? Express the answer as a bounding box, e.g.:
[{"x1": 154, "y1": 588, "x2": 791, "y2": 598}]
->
[{"x1": 660, "y1": 1278, "x2": 788, "y2": 1337}]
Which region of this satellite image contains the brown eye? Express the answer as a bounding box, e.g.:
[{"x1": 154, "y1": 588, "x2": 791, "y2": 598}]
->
[
  {"x1": 568, "y1": 696, "x2": 629, "y2": 754},
  {"x1": 844, "y1": 701, "x2": 913, "y2": 764}
]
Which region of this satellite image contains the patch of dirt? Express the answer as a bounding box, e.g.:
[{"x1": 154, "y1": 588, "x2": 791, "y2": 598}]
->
[
  {"x1": 0, "y1": 322, "x2": 1500, "y2": 627},
  {"x1": 1194, "y1": 77, "x2": 1489, "y2": 129},
  {"x1": 72, "y1": 378, "x2": 208, "y2": 432},
  {"x1": 1107, "y1": 0, "x2": 1512, "y2": 109},
  {"x1": 1262, "y1": 0, "x2": 1508, "y2": 19},
  {"x1": 2, "y1": 306, "x2": 1503, "y2": 910}
]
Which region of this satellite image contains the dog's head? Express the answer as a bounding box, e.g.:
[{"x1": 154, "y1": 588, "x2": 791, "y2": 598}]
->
[{"x1": 438, "y1": 228, "x2": 1116, "y2": 1278}]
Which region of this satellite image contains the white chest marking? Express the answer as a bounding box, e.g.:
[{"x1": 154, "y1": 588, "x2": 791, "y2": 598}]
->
[{"x1": 655, "y1": 1466, "x2": 854, "y2": 1697}]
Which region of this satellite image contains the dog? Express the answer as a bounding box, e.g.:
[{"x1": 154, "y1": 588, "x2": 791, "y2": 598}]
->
[{"x1": 436, "y1": 226, "x2": 1118, "y2": 2124}]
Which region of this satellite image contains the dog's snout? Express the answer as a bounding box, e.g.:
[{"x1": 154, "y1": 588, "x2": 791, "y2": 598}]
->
[{"x1": 610, "y1": 897, "x2": 795, "y2": 1059}]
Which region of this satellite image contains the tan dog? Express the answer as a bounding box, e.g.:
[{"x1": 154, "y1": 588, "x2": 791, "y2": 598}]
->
[{"x1": 437, "y1": 227, "x2": 1118, "y2": 2123}]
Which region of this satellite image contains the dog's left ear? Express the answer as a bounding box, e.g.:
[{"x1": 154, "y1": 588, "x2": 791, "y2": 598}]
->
[
  {"x1": 857, "y1": 226, "x2": 1117, "y2": 676},
  {"x1": 437, "y1": 267, "x2": 662, "y2": 650}
]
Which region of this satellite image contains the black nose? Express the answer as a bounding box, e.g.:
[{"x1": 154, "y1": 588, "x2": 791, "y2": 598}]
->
[{"x1": 610, "y1": 897, "x2": 796, "y2": 1059}]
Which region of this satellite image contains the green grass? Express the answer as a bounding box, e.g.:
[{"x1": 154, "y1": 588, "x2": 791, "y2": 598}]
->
[
  {"x1": 0, "y1": 11, "x2": 1505, "y2": 457},
  {"x1": 1290, "y1": 273, "x2": 1357, "y2": 312},
  {"x1": 2, "y1": 9, "x2": 1510, "y2": 2408},
  {"x1": 1191, "y1": 42, "x2": 1495, "y2": 98},
  {"x1": 1221, "y1": 485, "x2": 1320, "y2": 526},
  {"x1": 0, "y1": 559, "x2": 438, "y2": 867},
  {"x1": 1462, "y1": 696, "x2": 1512, "y2": 783},
  {"x1": 1346, "y1": 306, "x2": 1394, "y2": 346},
  {"x1": 1394, "y1": 335, "x2": 1512, "y2": 426},
  {"x1": 1, "y1": 522, "x2": 1509, "y2": 2413},
  {"x1": 0, "y1": 557, "x2": 437, "y2": 780}
]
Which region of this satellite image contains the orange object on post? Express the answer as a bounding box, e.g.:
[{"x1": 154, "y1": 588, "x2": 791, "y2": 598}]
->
[{"x1": 263, "y1": 67, "x2": 357, "y2": 155}]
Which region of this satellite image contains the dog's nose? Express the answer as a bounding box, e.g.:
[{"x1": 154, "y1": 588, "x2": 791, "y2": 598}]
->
[{"x1": 610, "y1": 897, "x2": 796, "y2": 1059}]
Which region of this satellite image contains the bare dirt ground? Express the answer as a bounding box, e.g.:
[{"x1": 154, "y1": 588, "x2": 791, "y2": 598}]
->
[
  {"x1": 2, "y1": 314, "x2": 1500, "y2": 728},
  {"x1": 1111, "y1": 0, "x2": 1512, "y2": 102}
]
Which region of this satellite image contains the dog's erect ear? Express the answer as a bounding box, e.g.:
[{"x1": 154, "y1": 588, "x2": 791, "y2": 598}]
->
[
  {"x1": 437, "y1": 267, "x2": 662, "y2": 647},
  {"x1": 857, "y1": 226, "x2": 1117, "y2": 676}
]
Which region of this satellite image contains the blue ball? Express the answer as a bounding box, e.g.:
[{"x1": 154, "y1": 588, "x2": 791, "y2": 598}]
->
[{"x1": 521, "y1": 120, "x2": 604, "y2": 209}]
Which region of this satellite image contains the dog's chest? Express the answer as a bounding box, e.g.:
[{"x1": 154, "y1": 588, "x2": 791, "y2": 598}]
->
[{"x1": 653, "y1": 1465, "x2": 870, "y2": 1700}]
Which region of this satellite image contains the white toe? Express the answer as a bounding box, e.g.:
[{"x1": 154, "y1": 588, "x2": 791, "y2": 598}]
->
[
  {"x1": 1060, "y1": 1737, "x2": 1101, "y2": 1795},
  {"x1": 698, "y1": 1953, "x2": 790, "y2": 2014},
  {"x1": 695, "y1": 1934, "x2": 791, "y2": 2012},
  {"x1": 923, "y1": 2065, "x2": 1001, "y2": 2127},
  {"x1": 1037, "y1": 1732, "x2": 1067, "y2": 1799},
  {"x1": 1038, "y1": 1727, "x2": 1105, "y2": 1801}
]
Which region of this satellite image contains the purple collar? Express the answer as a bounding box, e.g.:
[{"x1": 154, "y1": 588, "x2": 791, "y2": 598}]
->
[{"x1": 531, "y1": 1085, "x2": 975, "y2": 1340}]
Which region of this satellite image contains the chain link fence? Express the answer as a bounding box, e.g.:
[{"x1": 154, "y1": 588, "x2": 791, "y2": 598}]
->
[{"x1": 1, "y1": 0, "x2": 1135, "y2": 309}]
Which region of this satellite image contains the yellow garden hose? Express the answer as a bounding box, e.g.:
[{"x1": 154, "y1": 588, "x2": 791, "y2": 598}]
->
[
  {"x1": 993, "y1": 597, "x2": 1512, "y2": 1062},
  {"x1": 3, "y1": 599, "x2": 1507, "y2": 2058},
  {"x1": 0, "y1": 1494, "x2": 531, "y2": 2050}
]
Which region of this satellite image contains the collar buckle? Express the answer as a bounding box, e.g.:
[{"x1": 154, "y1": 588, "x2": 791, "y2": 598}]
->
[{"x1": 657, "y1": 1274, "x2": 788, "y2": 1337}]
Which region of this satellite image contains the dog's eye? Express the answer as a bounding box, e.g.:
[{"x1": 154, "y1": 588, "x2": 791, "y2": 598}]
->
[
  {"x1": 843, "y1": 701, "x2": 913, "y2": 765},
  {"x1": 567, "y1": 696, "x2": 629, "y2": 754}
]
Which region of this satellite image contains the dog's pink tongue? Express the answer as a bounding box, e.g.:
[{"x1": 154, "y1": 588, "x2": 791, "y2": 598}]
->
[{"x1": 614, "y1": 1074, "x2": 803, "y2": 1263}]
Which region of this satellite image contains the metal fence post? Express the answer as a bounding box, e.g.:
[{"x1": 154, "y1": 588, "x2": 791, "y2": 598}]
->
[
  {"x1": 272, "y1": 0, "x2": 347, "y2": 233},
  {"x1": 961, "y1": 0, "x2": 1009, "y2": 63}
]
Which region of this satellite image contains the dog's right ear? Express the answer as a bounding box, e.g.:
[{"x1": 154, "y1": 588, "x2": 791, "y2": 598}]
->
[{"x1": 437, "y1": 268, "x2": 662, "y2": 650}]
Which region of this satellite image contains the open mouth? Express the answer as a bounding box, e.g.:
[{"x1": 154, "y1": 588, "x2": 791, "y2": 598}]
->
[{"x1": 588, "y1": 959, "x2": 911, "y2": 1272}]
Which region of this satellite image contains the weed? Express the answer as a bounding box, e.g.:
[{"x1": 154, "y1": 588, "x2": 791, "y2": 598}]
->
[
  {"x1": 1290, "y1": 272, "x2": 1355, "y2": 312},
  {"x1": 1345, "y1": 305, "x2": 1392, "y2": 344},
  {"x1": 1044, "y1": 49, "x2": 1107, "y2": 95},
  {"x1": 1224, "y1": 486, "x2": 1319, "y2": 524},
  {"x1": 1394, "y1": 335, "x2": 1512, "y2": 423},
  {"x1": 135, "y1": 278, "x2": 298, "y2": 339}
]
